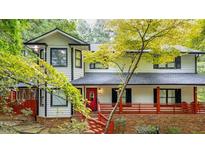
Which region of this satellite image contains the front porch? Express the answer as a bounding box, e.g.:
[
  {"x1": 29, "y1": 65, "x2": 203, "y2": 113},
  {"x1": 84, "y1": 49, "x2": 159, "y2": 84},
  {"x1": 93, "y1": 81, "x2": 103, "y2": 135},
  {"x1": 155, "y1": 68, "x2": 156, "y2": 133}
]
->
[{"x1": 97, "y1": 86, "x2": 205, "y2": 114}]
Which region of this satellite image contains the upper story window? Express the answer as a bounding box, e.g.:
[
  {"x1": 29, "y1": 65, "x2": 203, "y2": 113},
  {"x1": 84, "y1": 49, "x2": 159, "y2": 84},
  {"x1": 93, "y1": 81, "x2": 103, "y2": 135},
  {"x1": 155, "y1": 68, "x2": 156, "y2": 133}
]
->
[
  {"x1": 50, "y1": 48, "x2": 67, "y2": 67},
  {"x1": 75, "y1": 49, "x2": 82, "y2": 68},
  {"x1": 90, "y1": 62, "x2": 108, "y2": 69},
  {"x1": 153, "y1": 56, "x2": 181, "y2": 69},
  {"x1": 40, "y1": 49, "x2": 45, "y2": 60}
]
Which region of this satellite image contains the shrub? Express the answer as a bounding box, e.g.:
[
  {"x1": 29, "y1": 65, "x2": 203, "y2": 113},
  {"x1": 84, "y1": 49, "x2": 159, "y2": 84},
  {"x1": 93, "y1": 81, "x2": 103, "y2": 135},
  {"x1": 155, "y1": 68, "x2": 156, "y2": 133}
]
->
[
  {"x1": 135, "y1": 125, "x2": 160, "y2": 134},
  {"x1": 49, "y1": 119, "x2": 88, "y2": 134},
  {"x1": 166, "y1": 127, "x2": 181, "y2": 134},
  {"x1": 21, "y1": 108, "x2": 33, "y2": 117},
  {"x1": 114, "y1": 117, "x2": 126, "y2": 134}
]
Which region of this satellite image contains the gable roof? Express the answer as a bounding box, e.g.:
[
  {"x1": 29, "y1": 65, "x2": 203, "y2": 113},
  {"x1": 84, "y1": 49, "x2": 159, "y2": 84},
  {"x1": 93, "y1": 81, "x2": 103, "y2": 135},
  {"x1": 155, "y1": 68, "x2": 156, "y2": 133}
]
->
[{"x1": 25, "y1": 28, "x2": 88, "y2": 45}]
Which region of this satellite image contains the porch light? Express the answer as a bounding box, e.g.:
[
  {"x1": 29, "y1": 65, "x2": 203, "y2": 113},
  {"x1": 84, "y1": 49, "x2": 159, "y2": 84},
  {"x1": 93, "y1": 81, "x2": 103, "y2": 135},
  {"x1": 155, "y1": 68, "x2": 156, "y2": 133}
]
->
[
  {"x1": 98, "y1": 88, "x2": 103, "y2": 94},
  {"x1": 34, "y1": 45, "x2": 39, "y2": 52}
]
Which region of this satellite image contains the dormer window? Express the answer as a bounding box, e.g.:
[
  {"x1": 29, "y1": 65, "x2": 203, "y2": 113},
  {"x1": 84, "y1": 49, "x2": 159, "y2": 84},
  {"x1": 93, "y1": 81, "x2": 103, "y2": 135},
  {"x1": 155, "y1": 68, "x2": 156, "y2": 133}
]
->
[
  {"x1": 153, "y1": 56, "x2": 181, "y2": 69},
  {"x1": 75, "y1": 49, "x2": 82, "y2": 68},
  {"x1": 50, "y1": 48, "x2": 67, "y2": 67}
]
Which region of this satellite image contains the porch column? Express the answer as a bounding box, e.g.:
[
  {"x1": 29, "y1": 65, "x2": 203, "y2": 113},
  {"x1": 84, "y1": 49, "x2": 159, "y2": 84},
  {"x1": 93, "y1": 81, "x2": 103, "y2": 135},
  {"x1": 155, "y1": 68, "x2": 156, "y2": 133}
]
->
[
  {"x1": 156, "y1": 86, "x2": 160, "y2": 114},
  {"x1": 119, "y1": 96, "x2": 123, "y2": 113},
  {"x1": 193, "y1": 87, "x2": 198, "y2": 114}
]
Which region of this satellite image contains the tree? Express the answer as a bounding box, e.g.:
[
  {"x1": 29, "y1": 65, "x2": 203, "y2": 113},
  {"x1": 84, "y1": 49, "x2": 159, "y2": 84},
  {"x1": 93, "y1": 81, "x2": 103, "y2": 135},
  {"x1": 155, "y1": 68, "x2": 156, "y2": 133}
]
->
[
  {"x1": 0, "y1": 52, "x2": 90, "y2": 116},
  {"x1": 77, "y1": 19, "x2": 112, "y2": 43},
  {"x1": 0, "y1": 19, "x2": 28, "y2": 54},
  {"x1": 191, "y1": 20, "x2": 205, "y2": 102},
  {"x1": 83, "y1": 19, "x2": 201, "y2": 133},
  {"x1": 22, "y1": 19, "x2": 79, "y2": 41}
]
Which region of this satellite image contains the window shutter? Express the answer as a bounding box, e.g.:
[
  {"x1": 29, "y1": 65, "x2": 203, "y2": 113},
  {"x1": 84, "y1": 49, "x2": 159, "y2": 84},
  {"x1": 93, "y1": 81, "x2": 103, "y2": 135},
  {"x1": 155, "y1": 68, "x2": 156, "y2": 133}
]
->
[
  {"x1": 90, "y1": 63, "x2": 95, "y2": 69},
  {"x1": 175, "y1": 89, "x2": 181, "y2": 104},
  {"x1": 153, "y1": 64, "x2": 159, "y2": 69},
  {"x1": 175, "y1": 56, "x2": 181, "y2": 69},
  {"x1": 153, "y1": 89, "x2": 157, "y2": 104},
  {"x1": 126, "y1": 88, "x2": 132, "y2": 104},
  {"x1": 112, "y1": 88, "x2": 117, "y2": 103}
]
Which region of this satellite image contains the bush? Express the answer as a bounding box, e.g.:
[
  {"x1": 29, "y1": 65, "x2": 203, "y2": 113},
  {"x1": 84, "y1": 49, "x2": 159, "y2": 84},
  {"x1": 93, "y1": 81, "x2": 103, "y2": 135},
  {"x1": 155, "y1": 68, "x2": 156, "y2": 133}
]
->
[
  {"x1": 21, "y1": 108, "x2": 33, "y2": 117},
  {"x1": 49, "y1": 119, "x2": 88, "y2": 134},
  {"x1": 166, "y1": 127, "x2": 181, "y2": 134},
  {"x1": 135, "y1": 125, "x2": 160, "y2": 134},
  {"x1": 114, "y1": 117, "x2": 126, "y2": 134}
]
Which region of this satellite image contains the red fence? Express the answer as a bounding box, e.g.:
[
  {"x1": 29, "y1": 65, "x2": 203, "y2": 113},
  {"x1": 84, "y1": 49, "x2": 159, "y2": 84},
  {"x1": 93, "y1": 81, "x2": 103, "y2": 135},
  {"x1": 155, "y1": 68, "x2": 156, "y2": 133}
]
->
[
  {"x1": 98, "y1": 102, "x2": 205, "y2": 114},
  {"x1": 2, "y1": 91, "x2": 38, "y2": 117},
  {"x1": 12, "y1": 100, "x2": 37, "y2": 116}
]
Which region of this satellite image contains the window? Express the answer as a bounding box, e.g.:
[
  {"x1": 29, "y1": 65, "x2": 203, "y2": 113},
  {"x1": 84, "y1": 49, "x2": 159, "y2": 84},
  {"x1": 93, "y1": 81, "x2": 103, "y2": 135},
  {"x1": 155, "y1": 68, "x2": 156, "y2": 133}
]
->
[
  {"x1": 51, "y1": 90, "x2": 68, "y2": 107},
  {"x1": 112, "y1": 88, "x2": 132, "y2": 105},
  {"x1": 75, "y1": 49, "x2": 82, "y2": 68},
  {"x1": 39, "y1": 89, "x2": 45, "y2": 107},
  {"x1": 154, "y1": 89, "x2": 181, "y2": 105},
  {"x1": 90, "y1": 62, "x2": 108, "y2": 69},
  {"x1": 50, "y1": 48, "x2": 67, "y2": 67},
  {"x1": 153, "y1": 56, "x2": 181, "y2": 69},
  {"x1": 40, "y1": 49, "x2": 45, "y2": 60}
]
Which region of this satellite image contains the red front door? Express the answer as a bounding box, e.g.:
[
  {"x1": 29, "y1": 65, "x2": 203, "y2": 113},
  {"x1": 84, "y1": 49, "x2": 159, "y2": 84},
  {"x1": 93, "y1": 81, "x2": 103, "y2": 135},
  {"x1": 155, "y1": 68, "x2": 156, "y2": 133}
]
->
[{"x1": 86, "y1": 88, "x2": 97, "y2": 111}]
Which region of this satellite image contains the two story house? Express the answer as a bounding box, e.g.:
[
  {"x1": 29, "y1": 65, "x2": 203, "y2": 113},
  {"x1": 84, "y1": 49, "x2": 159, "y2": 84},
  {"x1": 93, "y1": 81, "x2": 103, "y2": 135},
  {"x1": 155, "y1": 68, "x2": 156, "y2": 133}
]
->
[{"x1": 21, "y1": 28, "x2": 205, "y2": 121}]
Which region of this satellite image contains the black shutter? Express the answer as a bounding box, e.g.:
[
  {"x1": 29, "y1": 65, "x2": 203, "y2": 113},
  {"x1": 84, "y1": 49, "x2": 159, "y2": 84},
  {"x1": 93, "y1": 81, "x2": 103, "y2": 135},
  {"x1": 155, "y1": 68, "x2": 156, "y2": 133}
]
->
[
  {"x1": 126, "y1": 88, "x2": 132, "y2": 104},
  {"x1": 175, "y1": 56, "x2": 181, "y2": 69},
  {"x1": 153, "y1": 89, "x2": 157, "y2": 104},
  {"x1": 112, "y1": 88, "x2": 117, "y2": 104},
  {"x1": 175, "y1": 89, "x2": 181, "y2": 104},
  {"x1": 153, "y1": 64, "x2": 159, "y2": 69}
]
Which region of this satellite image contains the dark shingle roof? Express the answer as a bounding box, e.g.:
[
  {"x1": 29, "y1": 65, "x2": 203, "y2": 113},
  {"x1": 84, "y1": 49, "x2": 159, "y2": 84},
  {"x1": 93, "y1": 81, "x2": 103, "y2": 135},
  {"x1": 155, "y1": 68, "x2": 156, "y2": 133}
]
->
[{"x1": 71, "y1": 73, "x2": 205, "y2": 85}]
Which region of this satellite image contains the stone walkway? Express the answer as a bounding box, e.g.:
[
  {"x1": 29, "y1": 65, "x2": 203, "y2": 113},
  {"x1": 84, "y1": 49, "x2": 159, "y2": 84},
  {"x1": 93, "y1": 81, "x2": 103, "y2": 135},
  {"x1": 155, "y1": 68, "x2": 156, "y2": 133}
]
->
[{"x1": 0, "y1": 115, "x2": 46, "y2": 134}]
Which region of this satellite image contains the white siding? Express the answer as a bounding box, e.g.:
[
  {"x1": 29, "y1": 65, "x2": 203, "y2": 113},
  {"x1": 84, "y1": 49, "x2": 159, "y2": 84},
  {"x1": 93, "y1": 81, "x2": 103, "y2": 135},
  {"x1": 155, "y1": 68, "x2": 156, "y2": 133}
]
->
[{"x1": 85, "y1": 54, "x2": 195, "y2": 73}]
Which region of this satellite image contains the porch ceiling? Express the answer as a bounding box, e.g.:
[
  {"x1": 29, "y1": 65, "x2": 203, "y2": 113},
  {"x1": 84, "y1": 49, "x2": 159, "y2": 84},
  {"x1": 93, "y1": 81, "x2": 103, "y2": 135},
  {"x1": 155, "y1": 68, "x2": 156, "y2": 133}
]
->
[{"x1": 71, "y1": 73, "x2": 205, "y2": 86}]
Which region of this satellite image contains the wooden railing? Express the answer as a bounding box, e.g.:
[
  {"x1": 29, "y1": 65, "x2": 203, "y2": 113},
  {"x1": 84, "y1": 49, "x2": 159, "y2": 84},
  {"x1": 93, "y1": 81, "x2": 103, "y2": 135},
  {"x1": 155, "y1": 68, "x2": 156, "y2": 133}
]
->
[
  {"x1": 97, "y1": 103, "x2": 114, "y2": 133},
  {"x1": 98, "y1": 102, "x2": 205, "y2": 114}
]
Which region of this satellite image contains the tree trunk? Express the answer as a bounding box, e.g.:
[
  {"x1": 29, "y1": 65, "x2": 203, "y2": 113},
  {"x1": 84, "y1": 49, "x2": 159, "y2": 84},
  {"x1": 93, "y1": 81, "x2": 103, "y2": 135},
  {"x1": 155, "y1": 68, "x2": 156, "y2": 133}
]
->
[{"x1": 104, "y1": 49, "x2": 144, "y2": 133}]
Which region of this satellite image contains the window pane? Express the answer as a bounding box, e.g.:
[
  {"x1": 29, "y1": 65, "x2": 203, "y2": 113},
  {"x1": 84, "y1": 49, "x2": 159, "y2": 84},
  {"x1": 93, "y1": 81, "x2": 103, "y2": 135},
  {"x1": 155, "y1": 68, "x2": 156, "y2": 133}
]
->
[
  {"x1": 168, "y1": 97, "x2": 175, "y2": 104},
  {"x1": 160, "y1": 90, "x2": 166, "y2": 97},
  {"x1": 168, "y1": 90, "x2": 175, "y2": 97},
  {"x1": 52, "y1": 90, "x2": 67, "y2": 106},
  {"x1": 76, "y1": 50, "x2": 81, "y2": 58},
  {"x1": 90, "y1": 63, "x2": 95, "y2": 69},
  {"x1": 159, "y1": 64, "x2": 166, "y2": 68},
  {"x1": 51, "y1": 48, "x2": 67, "y2": 66},
  {"x1": 160, "y1": 98, "x2": 166, "y2": 104},
  {"x1": 167, "y1": 62, "x2": 175, "y2": 68},
  {"x1": 95, "y1": 63, "x2": 103, "y2": 68},
  {"x1": 76, "y1": 59, "x2": 81, "y2": 67}
]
